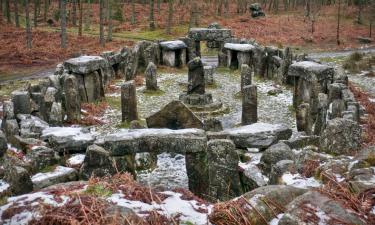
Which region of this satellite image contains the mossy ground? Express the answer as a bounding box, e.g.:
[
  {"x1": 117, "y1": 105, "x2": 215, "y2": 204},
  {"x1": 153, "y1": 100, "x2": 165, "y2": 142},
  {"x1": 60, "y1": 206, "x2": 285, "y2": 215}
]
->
[{"x1": 84, "y1": 184, "x2": 113, "y2": 197}]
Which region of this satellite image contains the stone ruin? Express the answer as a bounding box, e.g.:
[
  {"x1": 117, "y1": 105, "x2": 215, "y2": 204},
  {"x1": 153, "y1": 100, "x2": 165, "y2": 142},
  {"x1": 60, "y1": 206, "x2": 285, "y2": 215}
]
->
[{"x1": 0, "y1": 24, "x2": 368, "y2": 209}]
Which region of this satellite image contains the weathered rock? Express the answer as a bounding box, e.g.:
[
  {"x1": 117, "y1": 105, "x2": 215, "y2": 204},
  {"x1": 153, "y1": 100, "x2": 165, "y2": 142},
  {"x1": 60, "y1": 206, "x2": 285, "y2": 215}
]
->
[
  {"x1": 80, "y1": 144, "x2": 115, "y2": 179},
  {"x1": 32, "y1": 166, "x2": 78, "y2": 190},
  {"x1": 146, "y1": 100, "x2": 203, "y2": 129},
  {"x1": 354, "y1": 146, "x2": 375, "y2": 167},
  {"x1": 207, "y1": 139, "x2": 242, "y2": 201},
  {"x1": 12, "y1": 135, "x2": 46, "y2": 152},
  {"x1": 4, "y1": 165, "x2": 33, "y2": 195},
  {"x1": 160, "y1": 40, "x2": 187, "y2": 50},
  {"x1": 203, "y1": 118, "x2": 223, "y2": 132},
  {"x1": 224, "y1": 43, "x2": 255, "y2": 52},
  {"x1": 26, "y1": 146, "x2": 60, "y2": 172},
  {"x1": 84, "y1": 71, "x2": 104, "y2": 102},
  {"x1": 3, "y1": 119, "x2": 19, "y2": 146},
  {"x1": 121, "y1": 81, "x2": 138, "y2": 123},
  {"x1": 240, "y1": 163, "x2": 268, "y2": 192},
  {"x1": 54, "y1": 63, "x2": 64, "y2": 76},
  {"x1": 187, "y1": 58, "x2": 205, "y2": 95},
  {"x1": 41, "y1": 127, "x2": 96, "y2": 153},
  {"x1": 296, "y1": 103, "x2": 312, "y2": 134},
  {"x1": 240, "y1": 64, "x2": 252, "y2": 92},
  {"x1": 95, "y1": 128, "x2": 207, "y2": 156},
  {"x1": 49, "y1": 102, "x2": 63, "y2": 126},
  {"x1": 135, "y1": 152, "x2": 157, "y2": 171},
  {"x1": 63, "y1": 56, "x2": 106, "y2": 74},
  {"x1": 188, "y1": 28, "x2": 232, "y2": 43},
  {"x1": 348, "y1": 167, "x2": 375, "y2": 193},
  {"x1": 269, "y1": 160, "x2": 295, "y2": 185},
  {"x1": 242, "y1": 85, "x2": 257, "y2": 125},
  {"x1": 17, "y1": 114, "x2": 49, "y2": 138},
  {"x1": 11, "y1": 91, "x2": 31, "y2": 115},
  {"x1": 0, "y1": 131, "x2": 7, "y2": 157},
  {"x1": 145, "y1": 62, "x2": 158, "y2": 90},
  {"x1": 260, "y1": 142, "x2": 294, "y2": 174},
  {"x1": 249, "y1": 3, "x2": 266, "y2": 18},
  {"x1": 279, "y1": 191, "x2": 366, "y2": 225},
  {"x1": 282, "y1": 132, "x2": 320, "y2": 149},
  {"x1": 44, "y1": 87, "x2": 58, "y2": 103},
  {"x1": 64, "y1": 75, "x2": 81, "y2": 122},
  {"x1": 204, "y1": 66, "x2": 215, "y2": 85},
  {"x1": 208, "y1": 123, "x2": 292, "y2": 149},
  {"x1": 320, "y1": 118, "x2": 361, "y2": 155},
  {"x1": 2, "y1": 100, "x2": 15, "y2": 120}
]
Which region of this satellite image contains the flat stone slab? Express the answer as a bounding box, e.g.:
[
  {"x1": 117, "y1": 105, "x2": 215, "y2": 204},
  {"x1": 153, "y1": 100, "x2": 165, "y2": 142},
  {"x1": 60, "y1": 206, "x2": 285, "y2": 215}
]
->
[
  {"x1": 208, "y1": 123, "x2": 292, "y2": 149},
  {"x1": 31, "y1": 166, "x2": 78, "y2": 190},
  {"x1": 95, "y1": 128, "x2": 207, "y2": 156},
  {"x1": 188, "y1": 28, "x2": 232, "y2": 41},
  {"x1": 288, "y1": 61, "x2": 334, "y2": 81},
  {"x1": 41, "y1": 127, "x2": 96, "y2": 153},
  {"x1": 63, "y1": 56, "x2": 107, "y2": 74},
  {"x1": 160, "y1": 40, "x2": 187, "y2": 50},
  {"x1": 224, "y1": 43, "x2": 255, "y2": 52}
]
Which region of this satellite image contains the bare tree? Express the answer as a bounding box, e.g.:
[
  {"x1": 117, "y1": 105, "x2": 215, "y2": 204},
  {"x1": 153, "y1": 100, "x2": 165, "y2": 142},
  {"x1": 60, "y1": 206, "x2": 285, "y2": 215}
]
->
[
  {"x1": 99, "y1": 0, "x2": 105, "y2": 46},
  {"x1": 5, "y1": 0, "x2": 10, "y2": 23},
  {"x1": 107, "y1": 0, "x2": 113, "y2": 41},
  {"x1": 14, "y1": 0, "x2": 20, "y2": 27},
  {"x1": 34, "y1": 0, "x2": 39, "y2": 27},
  {"x1": 61, "y1": 0, "x2": 67, "y2": 48},
  {"x1": 166, "y1": 0, "x2": 173, "y2": 34},
  {"x1": 43, "y1": 0, "x2": 48, "y2": 22},
  {"x1": 131, "y1": 0, "x2": 136, "y2": 24},
  {"x1": 149, "y1": 0, "x2": 155, "y2": 30},
  {"x1": 25, "y1": 0, "x2": 32, "y2": 48},
  {"x1": 78, "y1": 0, "x2": 83, "y2": 36},
  {"x1": 337, "y1": 0, "x2": 341, "y2": 45},
  {"x1": 72, "y1": 0, "x2": 77, "y2": 26}
]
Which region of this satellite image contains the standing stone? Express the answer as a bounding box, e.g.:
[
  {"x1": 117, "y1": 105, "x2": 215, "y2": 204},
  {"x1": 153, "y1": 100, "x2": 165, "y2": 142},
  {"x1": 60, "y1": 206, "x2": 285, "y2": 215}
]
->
[
  {"x1": 187, "y1": 58, "x2": 205, "y2": 94},
  {"x1": 64, "y1": 75, "x2": 81, "y2": 122},
  {"x1": 121, "y1": 81, "x2": 138, "y2": 123},
  {"x1": 3, "y1": 119, "x2": 19, "y2": 146},
  {"x1": 3, "y1": 101, "x2": 15, "y2": 120},
  {"x1": 11, "y1": 91, "x2": 31, "y2": 115},
  {"x1": 296, "y1": 103, "x2": 312, "y2": 134},
  {"x1": 207, "y1": 139, "x2": 242, "y2": 201},
  {"x1": 242, "y1": 85, "x2": 258, "y2": 125},
  {"x1": 75, "y1": 74, "x2": 88, "y2": 103},
  {"x1": 241, "y1": 64, "x2": 252, "y2": 92},
  {"x1": 0, "y1": 131, "x2": 7, "y2": 157},
  {"x1": 49, "y1": 102, "x2": 64, "y2": 126},
  {"x1": 84, "y1": 71, "x2": 103, "y2": 102},
  {"x1": 4, "y1": 165, "x2": 33, "y2": 195},
  {"x1": 145, "y1": 62, "x2": 158, "y2": 90},
  {"x1": 314, "y1": 93, "x2": 328, "y2": 135},
  {"x1": 186, "y1": 152, "x2": 209, "y2": 198}
]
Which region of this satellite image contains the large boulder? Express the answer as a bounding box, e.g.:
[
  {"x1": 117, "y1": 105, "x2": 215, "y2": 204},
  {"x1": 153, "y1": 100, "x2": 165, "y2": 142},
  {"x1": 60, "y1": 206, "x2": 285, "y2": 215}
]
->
[
  {"x1": 320, "y1": 118, "x2": 361, "y2": 155},
  {"x1": 41, "y1": 127, "x2": 96, "y2": 153},
  {"x1": 260, "y1": 142, "x2": 294, "y2": 174},
  {"x1": 279, "y1": 191, "x2": 366, "y2": 225},
  {"x1": 26, "y1": 146, "x2": 60, "y2": 172},
  {"x1": 4, "y1": 165, "x2": 33, "y2": 195},
  {"x1": 146, "y1": 101, "x2": 203, "y2": 130},
  {"x1": 80, "y1": 145, "x2": 117, "y2": 179},
  {"x1": 63, "y1": 56, "x2": 106, "y2": 74}
]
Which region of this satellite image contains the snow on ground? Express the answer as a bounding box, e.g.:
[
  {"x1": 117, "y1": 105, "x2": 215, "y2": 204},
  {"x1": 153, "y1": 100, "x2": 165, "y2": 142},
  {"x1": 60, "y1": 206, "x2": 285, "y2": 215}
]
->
[
  {"x1": 31, "y1": 166, "x2": 75, "y2": 183},
  {"x1": 41, "y1": 127, "x2": 96, "y2": 141},
  {"x1": 281, "y1": 172, "x2": 321, "y2": 189},
  {"x1": 138, "y1": 153, "x2": 188, "y2": 190},
  {"x1": 66, "y1": 154, "x2": 86, "y2": 167},
  {"x1": 269, "y1": 213, "x2": 284, "y2": 225},
  {"x1": 108, "y1": 190, "x2": 212, "y2": 225},
  {"x1": 0, "y1": 179, "x2": 10, "y2": 193}
]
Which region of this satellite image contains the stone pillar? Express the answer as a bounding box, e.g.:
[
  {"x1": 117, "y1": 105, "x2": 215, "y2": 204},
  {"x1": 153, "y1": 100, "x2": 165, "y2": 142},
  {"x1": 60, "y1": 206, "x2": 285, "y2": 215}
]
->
[
  {"x1": 49, "y1": 102, "x2": 64, "y2": 126},
  {"x1": 314, "y1": 93, "x2": 328, "y2": 135},
  {"x1": 11, "y1": 91, "x2": 31, "y2": 115},
  {"x1": 240, "y1": 64, "x2": 252, "y2": 92},
  {"x1": 74, "y1": 74, "x2": 88, "y2": 103},
  {"x1": 145, "y1": 62, "x2": 158, "y2": 90},
  {"x1": 64, "y1": 75, "x2": 81, "y2": 122},
  {"x1": 3, "y1": 119, "x2": 19, "y2": 146},
  {"x1": 296, "y1": 103, "x2": 312, "y2": 134},
  {"x1": 84, "y1": 71, "x2": 103, "y2": 102},
  {"x1": 185, "y1": 151, "x2": 209, "y2": 198},
  {"x1": 207, "y1": 139, "x2": 242, "y2": 201},
  {"x1": 187, "y1": 58, "x2": 205, "y2": 94},
  {"x1": 204, "y1": 66, "x2": 214, "y2": 85},
  {"x1": 328, "y1": 83, "x2": 344, "y2": 103},
  {"x1": 162, "y1": 50, "x2": 176, "y2": 67},
  {"x1": 121, "y1": 81, "x2": 138, "y2": 123},
  {"x1": 242, "y1": 85, "x2": 258, "y2": 125}
]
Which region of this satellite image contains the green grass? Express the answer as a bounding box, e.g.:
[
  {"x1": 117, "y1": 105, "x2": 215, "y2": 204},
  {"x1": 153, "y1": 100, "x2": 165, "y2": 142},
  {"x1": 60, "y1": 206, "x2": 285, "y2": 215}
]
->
[
  {"x1": 117, "y1": 119, "x2": 146, "y2": 129},
  {"x1": 0, "y1": 197, "x2": 8, "y2": 206},
  {"x1": 39, "y1": 165, "x2": 57, "y2": 173},
  {"x1": 142, "y1": 89, "x2": 165, "y2": 96},
  {"x1": 105, "y1": 96, "x2": 121, "y2": 110},
  {"x1": 84, "y1": 184, "x2": 113, "y2": 197},
  {"x1": 319, "y1": 56, "x2": 346, "y2": 63}
]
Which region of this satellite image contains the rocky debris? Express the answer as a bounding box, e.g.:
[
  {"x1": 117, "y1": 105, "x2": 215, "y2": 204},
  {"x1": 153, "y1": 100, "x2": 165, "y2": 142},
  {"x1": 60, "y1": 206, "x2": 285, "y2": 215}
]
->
[
  {"x1": 203, "y1": 118, "x2": 223, "y2": 132},
  {"x1": 32, "y1": 166, "x2": 78, "y2": 190},
  {"x1": 239, "y1": 163, "x2": 268, "y2": 192},
  {"x1": 11, "y1": 91, "x2": 31, "y2": 115},
  {"x1": 49, "y1": 102, "x2": 63, "y2": 126},
  {"x1": 66, "y1": 154, "x2": 86, "y2": 168},
  {"x1": 64, "y1": 75, "x2": 81, "y2": 122},
  {"x1": 279, "y1": 191, "x2": 366, "y2": 225},
  {"x1": 207, "y1": 22, "x2": 221, "y2": 29},
  {"x1": 145, "y1": 62, "x2": 158, "y2": 90},
  {"x1": 95, "y1": 128, "x2": 207, "y2": 156},
  {"x1": 282, "y1": 132, "x2": 320, "y2": 149},
  {"x1": 63, "y1": 56, "x2": 106, "y2": 74},
  {"x1": 354, "y1": 146, "x2": 375, "y2": 167},
  {"x1": 260, "y1": 142, "x2": 294, "y2": 174},
  {"x1": 4, "y1": 165, "x2": 33, "y2": 195},
  {"x1": 224, "y1": 43, "x2": 255, "y2": 52},
  {"x1": 160, "y1": 40, "x2": 187, "y2": 50},
  {"x1": 26, "y1": 146, "x2": 60, "y2": 172},
  {"x1": 12, "y1": 135, "x2": 46, "y2": 152},
  {"x1": 146, "y1": 100, "x2": 203, "y2": 130},
  {"x1": 0, "y1": 131, "x2": 7, "y2": 157},
  {"x1": 188, "y1": 28, "x2": 232, "y2": 42},
  {"x1": 41, "y1": 127, "x2": 96, "y2": 153},
  {"x1": 348, "y1": 167, "x2": 375, "y2": 193},
  {"x1": 121, "y1": 81, "x2": 138, "y2": 123},
  {"x1": 135, "y1": 152, "x2": 157, "y2": 171},
  {"x1": 269, "y1": 160, "x2": 295, "y2": 185},
  {"x1": 208, "y1": 123, "x2": 292, "y2": 149},
  {"x1": 3, "y1": 119, "x2": 20, "y2": 146},
  {"x1": 207, "y1": 139, "x2": 242, "y2": 201},
  {"x1": 2, "y1": 100, "x2": 15, "y2": 121},
  {"x1": 17, "y1": 114, "x2": 49, "y2": 138},
  {"x1": 249, "y1": 3, "x2": 265, "y2": 18},
  {"x1": 204, "y1": 65, "x2": 215, "y2": 85},
  {"x1": 320, "y1": 118, "x2": 361, "y2": 155},
  {"x1": 242, "y1": 85, "x2": 258, "y2": 125}
]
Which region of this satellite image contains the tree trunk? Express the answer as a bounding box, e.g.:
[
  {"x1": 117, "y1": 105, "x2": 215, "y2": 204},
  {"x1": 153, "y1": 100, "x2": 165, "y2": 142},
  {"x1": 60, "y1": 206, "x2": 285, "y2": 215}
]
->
[
  {"x1": 78, "y1": 0, "x2": 82, "y2": 36},
  {"x1": 157, "y1": 0, "x2": 161, "y2": 14},
  {"x1": 25, "y1": 0, "x2": 33, "y2": 49},
  {"x1": 34, "y1": 0, "x2": 39, "y2": 27},
  {"x1": 166, "y1": 0, "x2": 173, "y2": 34},
  {"x1": 61, "y1": 0, "x2": 67, "y2": 48},
  {"x1": 131, "y1": 0, "x2": 136, "y2": 24},
  {"x1": 14, "y1": 0, "x2": 20, "y2": 27},
  {"x1": 5, "y1": 0, "x2": 10, "y2": 23},
  {"x1": 99, "y1": 0, "x2": 105, "y2": 46},
  {"x1": 336, "y1": 0, "x2": 341, "y2": 45},
  {"x1": 149, "y1": 0, "x2": 155, "y2": 30},
  {"x1": 43, "y1": 0, "x2": 48, "y2": 22},
  {"x1": 84, "y1": 0, "x2": 91, "y2": 31},
  {"x1": 107, "y1": 0, "x2": 112, "y2": 41},
  {"x1": 72, "y1": 0, "x2": 77, "y2": 26}
]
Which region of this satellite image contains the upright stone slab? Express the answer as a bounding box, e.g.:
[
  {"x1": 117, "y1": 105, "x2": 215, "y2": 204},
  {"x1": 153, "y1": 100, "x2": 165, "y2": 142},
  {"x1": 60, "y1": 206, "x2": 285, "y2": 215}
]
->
[
  {"x1": 11, "y1": 91, "x2": 31, "y2": 115},
  {"x1": 145, "y1": 62, "x2": 158, "y2": 90},
  {"x1": 204, "y1": 66, "x2": 214, "y2": 85},
  {"x1": 121, "y1": 81, "x2": 138, "y2": 123},
  {"x1": 242, "y1": 85, "x2": 257, "y2": 125},
  {"x1": 207, "y1": 139, "x2": 242, "y2": 201},
  {"x1": 296, "y1": 103, "x2": 312, "y2": 134},
  {"x1": 0, "y1": 131, "x2": 7, "y2": 157},
  {"x1": 241, "y1": 64, "x2": 252, "y2": 92},
  {"x1": 187, "y1": 58, "x2": 205, "y2": 95},
  {"x1": 3, "y1": 119, "x2": 19, "y2": 147},
  {"x1": 49, "y1": 102, "x2": 64, "y2": 126},
  {"x1": 3, "y1": 101, "x2": 15, "y2": 120},
  {"x1": 64, "y1": 75, "x2": 81, "y2": 122},
  {"x1": 84, "y1": 71, "x2": 103, "y2": 102},
  {"x1": 186, "y1": 151, "x2": 209, "y2": 198}
]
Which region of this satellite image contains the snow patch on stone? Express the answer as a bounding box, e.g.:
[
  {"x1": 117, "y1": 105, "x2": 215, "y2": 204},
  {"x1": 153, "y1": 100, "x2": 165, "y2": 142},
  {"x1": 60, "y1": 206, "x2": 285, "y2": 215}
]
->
[
  {"x1": 42, "y1": 127, "x2": 96, "y2": 141},
  {"x1": 32, "y1": 166, "x2": 76, "y2": 183},
  {"x1": 281, "y1": 172, "x2": 321, "y2": 188},
  {"x1": 0, "y1": 179, "x2": 10, "y2": 193},
  {"x1": 67, "y1": 154, "x2": 86, "y2": 167}
]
